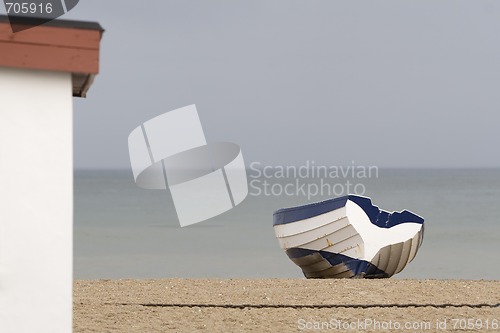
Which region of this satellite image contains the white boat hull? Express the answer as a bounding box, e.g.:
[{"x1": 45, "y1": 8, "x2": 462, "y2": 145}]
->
[{"x1": 273, "y1": 195, "x2": 424, "y2": 278}]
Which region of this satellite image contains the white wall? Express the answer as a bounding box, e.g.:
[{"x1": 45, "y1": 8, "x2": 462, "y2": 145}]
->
[{"x1": 0, "y1": 67, "x2": 73, "y2": 333}]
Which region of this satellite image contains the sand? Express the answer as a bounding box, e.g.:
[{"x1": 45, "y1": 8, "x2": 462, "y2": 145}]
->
[{"x1": 74, "y1": 279, "x2": 500, "y2": 332}]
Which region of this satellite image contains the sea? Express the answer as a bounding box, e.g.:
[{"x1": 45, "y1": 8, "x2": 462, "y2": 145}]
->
[{"x1": 74, "y1": 168, "x2": 500, "y2": 280}]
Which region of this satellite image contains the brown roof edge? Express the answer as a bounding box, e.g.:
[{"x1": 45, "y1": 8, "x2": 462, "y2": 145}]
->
[
  {"x1": 0, "y1": 15, "x2": 103, "y2": 98},
  {"x1": 0, "y1": 15, "x2": 104, "y2": 32}
]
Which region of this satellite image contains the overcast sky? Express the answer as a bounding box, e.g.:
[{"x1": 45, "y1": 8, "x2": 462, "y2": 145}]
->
[{"x1": 58, "y1": 1, "x2": 500, "y2": 169}]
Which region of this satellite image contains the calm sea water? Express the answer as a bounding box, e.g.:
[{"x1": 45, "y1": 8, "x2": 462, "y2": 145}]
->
[{"x1": 75, "y1": 169, "x2": 500, "y2": 280}]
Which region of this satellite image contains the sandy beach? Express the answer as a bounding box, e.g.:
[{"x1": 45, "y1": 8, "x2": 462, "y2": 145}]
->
[{"x1": 74, "y1": 279, "x2": 500, "y2": 332}]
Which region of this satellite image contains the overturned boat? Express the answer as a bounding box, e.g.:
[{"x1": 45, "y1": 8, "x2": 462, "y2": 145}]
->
[{"x1": 273, "y1": 195, "x2": 424, "y2": 278}]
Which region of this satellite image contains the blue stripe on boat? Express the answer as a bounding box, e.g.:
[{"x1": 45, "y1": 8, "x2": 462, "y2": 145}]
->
[
  {"x1": 348, "y1": 195, "x2": 424, "y2": 228},
  {"x1": 286, "y1": 248, "x2": 388, "y2": 278},
  {"x1": 273, "y1": 196, "x2": 349, "y2": 225},
  {"x1": 273, "y1": 195, "x2": 424, "y2": 227}
]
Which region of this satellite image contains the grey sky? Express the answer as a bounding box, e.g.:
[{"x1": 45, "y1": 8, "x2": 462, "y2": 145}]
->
[{"x1": 60, "y1": 0, "x2": 500, "y2": 169}]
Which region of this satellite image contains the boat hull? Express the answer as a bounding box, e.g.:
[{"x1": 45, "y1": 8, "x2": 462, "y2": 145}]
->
[{"x1": 273, "y1": 195, "x2": 424, "y2": 278}]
